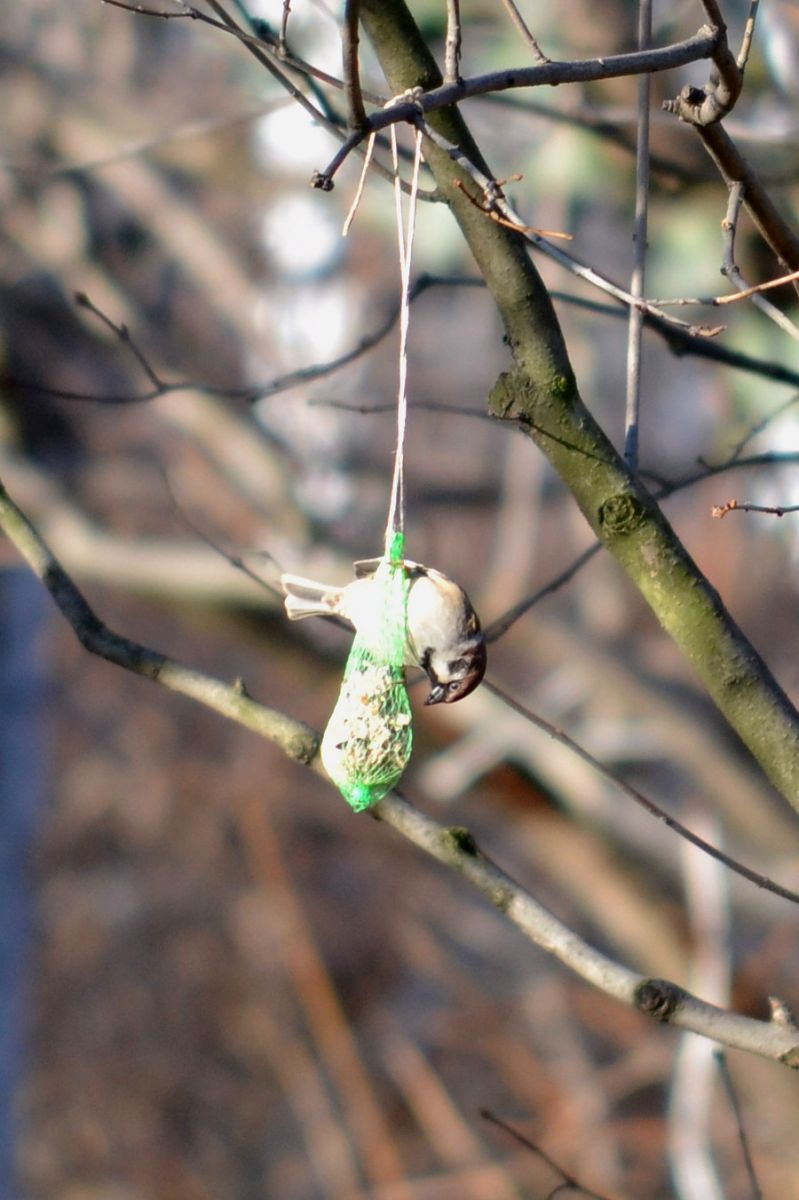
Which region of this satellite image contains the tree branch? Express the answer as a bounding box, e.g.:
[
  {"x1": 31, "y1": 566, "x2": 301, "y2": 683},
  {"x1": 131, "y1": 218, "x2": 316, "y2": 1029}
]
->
[
  {"x1": 0, "y1": 475, "x2": 318, "y2": 761},
  {"x1": 312, "y1": 25, "x2": 718, "y2": 187},
  {"x1": 443, "y1": 0, "x2": 462, "y2": 84},
  {"x1": 342, "y1": 0, "x2": 367, "y2": 130},
  {"x1": 692, "y1": 123, "x2": 799, "y2": 272}
]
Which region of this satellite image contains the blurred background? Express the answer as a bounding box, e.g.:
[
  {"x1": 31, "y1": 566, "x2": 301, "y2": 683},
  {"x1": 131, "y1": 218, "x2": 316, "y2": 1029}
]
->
[{"x1": 2, "y1": 1, "x2": 799, "y2": 1197}]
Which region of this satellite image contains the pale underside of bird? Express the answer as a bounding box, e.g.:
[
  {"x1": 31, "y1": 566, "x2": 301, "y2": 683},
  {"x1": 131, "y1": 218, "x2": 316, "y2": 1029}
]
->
[{"x1": 281, "y1": 558, "x2": 487, "y2": 704}]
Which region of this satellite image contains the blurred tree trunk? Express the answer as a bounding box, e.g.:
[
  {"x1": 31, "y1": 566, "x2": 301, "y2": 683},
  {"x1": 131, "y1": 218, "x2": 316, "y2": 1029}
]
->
[{"x1": 0, "y1": 569, "x2": 48, "y2": 1197}]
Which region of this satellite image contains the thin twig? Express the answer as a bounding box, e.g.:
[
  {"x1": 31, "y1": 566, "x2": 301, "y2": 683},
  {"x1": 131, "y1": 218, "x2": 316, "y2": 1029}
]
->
[
  {"x1": 714, "y1": 268, "x2": 799, "y2": 306},
  {"x1": 718, "y1": 182, "x2": 799, "y2": 340},
  {"x1": 14, "y1": 280, "x2": 458, "y2": 406},
  {"x1": 484, "y1": 544, "x2": 602, "y2": 641},
  {"x1": 725, "y1": 391, "x2": 799, "y2": 462},
  {"x1": 342, "y1": 0, "x2": 367, "y2": 130},
  {"x1": 624, "y1": 0, "x2": 653, "y2": 470},
  {"x1": 737, "y1": 0, "x2": 760, "y2": 72},
  {"x1": 309, "y1": 398, "x2": 495, "y2": 422},
  {"x1": 160, "y1": 471, "x2": 285, "y2": 601},
  {"x1": 483, "y1": 680, "x2": 799, "y2": 907},
  {"x1": 278, "y1": 0, "x2": 291, "y2": 55},
  {"x1": 422, "y1": 123, "x2": 722, "y2": 337},
  {"x1": 102, "y1": 0, "x2": 192, "y2": 14},
  {"x1": 650, "y1": 268, "x2": 799, "y2": 310},
  {"x1": 104, "y1": 0, "x2": 435, "y2": 198},
  {"x1": 688, "y1": 122, "x2": 799, "y2": 275},
  {"x1": 496, "y1": 0, "x2": 549, "y2": 63},
  {"x1": 667, "y1": 451, "x2": 799, "y2": 492},
  {"x1": 444, "y1": 0, "x2": 462, "y2": 84},
  {"x1": 486, "y1": 451, "x2": 799, "y2": 641},
  {"x1": 13, "y1": 273, "x2": 799, "y2": 423},
  {"x1": 74, "y1": 292, "x2": 160, "y2": 388},
  {"x1": 480, "y1": 1111, "x2": 612, "y2": 1200},
  {"x1": 712, "y1": 498, "x2": 799, "y2": 519},
  {"x1": 714, "y1": 1051, "x2": 764, "y2": 1200},
  {"x1": 452, "y1": 177, "x2": 572, "y2": 238}
]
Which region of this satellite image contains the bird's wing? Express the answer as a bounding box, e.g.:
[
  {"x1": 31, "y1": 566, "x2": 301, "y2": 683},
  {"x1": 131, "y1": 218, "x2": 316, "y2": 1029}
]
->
[
  {"x1": 352, "y1": 558, "x2": 381, "y2": 578},
  {"x1": 353, "y1": 557, "x2": 422, "y2": 578}
]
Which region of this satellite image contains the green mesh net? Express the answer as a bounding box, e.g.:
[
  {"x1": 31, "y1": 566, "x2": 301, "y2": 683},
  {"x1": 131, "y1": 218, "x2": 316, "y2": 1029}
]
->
[{"x1": 321, "y1": 531, "x2": 413, "y2": 811}]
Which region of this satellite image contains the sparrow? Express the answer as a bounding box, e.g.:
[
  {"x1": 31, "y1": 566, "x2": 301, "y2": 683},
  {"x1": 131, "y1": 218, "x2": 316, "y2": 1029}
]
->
[{"x1": 281, "y1": 558, "x2": 487, "y2": 704}]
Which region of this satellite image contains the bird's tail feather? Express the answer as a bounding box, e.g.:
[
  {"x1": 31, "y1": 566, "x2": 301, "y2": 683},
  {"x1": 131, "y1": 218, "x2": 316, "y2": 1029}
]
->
[{"x1": 281, "y1": 574, "x2": 343, "y2": 621}]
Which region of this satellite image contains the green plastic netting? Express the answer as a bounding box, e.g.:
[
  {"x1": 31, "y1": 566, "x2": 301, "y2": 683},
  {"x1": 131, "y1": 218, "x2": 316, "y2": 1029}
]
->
[{"x1": 320, "y1": 531, "x2": 412, "y2": 811}]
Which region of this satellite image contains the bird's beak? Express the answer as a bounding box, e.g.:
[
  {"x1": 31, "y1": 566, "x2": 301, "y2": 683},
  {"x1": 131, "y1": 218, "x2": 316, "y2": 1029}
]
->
[{"x1": 425, "y1": 683, "x2": 447, "y2": 706}]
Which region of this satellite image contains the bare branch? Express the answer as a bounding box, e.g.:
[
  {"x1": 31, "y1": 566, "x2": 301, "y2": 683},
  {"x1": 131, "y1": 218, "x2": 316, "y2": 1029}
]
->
[
  {"x1": 104, "y1": 0, "x2": 435, "y2": 197},
  {"x1": 624, "y1": 0, "x2": 653, "y2": 469},
  {"x1": 737, "y1": 0, "x2": 760, "y2": 72},
  {"x1": 714, "y1": 1051, "x2": 765, "y2": 1200},
  {"x1": 484, "y1": 680, "x2": 799, "y2": 907},
  {"x1": 480, "y1": 1110, "x2": 611, "y2": 1200},
  {"x1": 662, "y1": 0, "x2": 763, "y2": 126},
  {"x1": 669, "y1": 117, "x2": 799, "y2": 275},
  {"x1": 712, "y1": 498, "x2": 799, "y2": 519},
  {"x1": 495, "y1": 0, "x2": 549, "y2": 64},
  {"x1": 312, "y1": 26, "x2": 718, "y2": 187},
  {"x1": 724, "y1": 391, "x2": 799, "y2": 462},
  {"x1": 342, "y1": 0, "x2": 367, "y2": 130},
  {"x1": 381, "y1": 791, "x2": 799, "y2": 1065},
  {"x1": 715, "y1": 182, "x2": 799, "y2": 340},
  {"x1": 278, "y1": 0, "x2": 291, "y2": 55},
  {"x1": 444, "y1": 0, "x2": 462, "y2": 84},
  {"x1": 0, "y1": 474, "x2": 318, "y2": 761},
  {"x1": 13, "y1": 272, "x2": 799, "y2": 421},
  {"x1": 697, "y1": 0, "x2": 743, "y2": 117},
  {"x1": 421, "y1": 123, "x2": 722, "y2": 337}
]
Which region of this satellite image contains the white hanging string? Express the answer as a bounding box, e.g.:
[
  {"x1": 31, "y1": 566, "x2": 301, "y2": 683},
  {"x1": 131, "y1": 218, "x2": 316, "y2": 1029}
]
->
[
  {"x1": 384, "y1": 123, "x2": 423, "y2": 557},
  {"x1": 342, "y1": 132, "x2": 377, "y2": 238}
]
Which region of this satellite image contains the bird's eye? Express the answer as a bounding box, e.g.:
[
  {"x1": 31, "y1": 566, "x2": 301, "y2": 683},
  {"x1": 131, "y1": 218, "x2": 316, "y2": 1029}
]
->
[{"x1": 447, "y1": 680, "x2": 461, "y2": 694}]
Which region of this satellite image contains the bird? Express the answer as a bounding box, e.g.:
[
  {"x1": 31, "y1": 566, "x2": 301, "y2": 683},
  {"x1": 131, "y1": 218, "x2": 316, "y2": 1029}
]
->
[{"x1": 281, "y1": 558, "x2": 487, "y2": 704}]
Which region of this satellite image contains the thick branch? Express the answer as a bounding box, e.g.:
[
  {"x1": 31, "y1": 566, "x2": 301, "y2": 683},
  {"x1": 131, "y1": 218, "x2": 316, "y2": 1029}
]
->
[
  {"x1": 1, "y1": 474, "x2": 797, "y2": 1068},
  {"x1": 359, "y1": 0, "x2": 799, "y2": 812}
]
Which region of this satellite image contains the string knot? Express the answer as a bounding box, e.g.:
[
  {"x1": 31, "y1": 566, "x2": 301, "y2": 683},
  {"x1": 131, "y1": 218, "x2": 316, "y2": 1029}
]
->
[{"x1": 384, "y1": 86, "x2": 425, "y2": 117}]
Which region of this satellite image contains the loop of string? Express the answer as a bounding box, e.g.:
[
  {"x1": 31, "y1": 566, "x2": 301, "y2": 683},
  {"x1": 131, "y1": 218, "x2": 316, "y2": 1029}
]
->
[
  {"x1": 339, "y1": 95, "x2": 424, "y2": 564},
  {"x1": 384, "y1": 121, "x2": 423, "y2": 559}
]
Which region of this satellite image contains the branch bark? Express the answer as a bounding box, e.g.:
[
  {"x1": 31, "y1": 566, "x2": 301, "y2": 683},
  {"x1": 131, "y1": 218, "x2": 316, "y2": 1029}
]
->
[{"x1": 358, "y1": 0, "x2": 799, "y2": 812}]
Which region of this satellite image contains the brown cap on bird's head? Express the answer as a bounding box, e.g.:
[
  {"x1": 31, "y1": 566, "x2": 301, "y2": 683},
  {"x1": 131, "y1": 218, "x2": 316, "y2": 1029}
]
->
[{"x1": 425, "y1": 639, "x2": 487, "y2": 705}]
